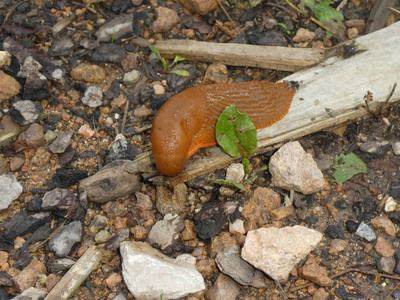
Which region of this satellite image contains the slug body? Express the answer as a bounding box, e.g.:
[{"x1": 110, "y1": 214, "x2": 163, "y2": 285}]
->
[{"x1": 151, "y1": 81, "x2": 295, "y2": 176}]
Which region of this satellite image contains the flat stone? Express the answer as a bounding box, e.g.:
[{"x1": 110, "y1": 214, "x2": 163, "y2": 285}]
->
[
  {"x1": 11, "y1": 100, "x2": 43, "y2": 126},
  {"x1": 123, "y1": 69, "x2": 141, "y2": 84},
  {"x1": 299, "y1": 257, "x2": 332, "y2": 287},
  {"x1": 270, "y1": 205, "x2": 295, "y2": 221},
  {"x1": 81, "y1": 85, "x2": 103, "y2": 108},
  {"x1": 293, "y1": 28, "x2": 316, "y2": 42},
  {"x1": 242, "y1": 225, "x2": 323, "y2": 282},
  {"x1": 156, "y1": 183, "x2": 187, "y2": 215},
  {"x1": 152, "y1": 7, "x2": 179, "y2": 33},
  {"x1": 95, "y1": 14, "x2": 134, "y2": 42},
  {"x1": 0, "y1": 70, "x2": 21, "y2": 102},
  {"x1": 376, "y1": 256, "x2": 396, "y2": 274},
  {"x1": 269, "y1": 141, "x2": 325, "y2": 194},
  {"x1": 329, "y1": 239, "x2": 348, "y2": 256},
  {"x1": 371, "y1": 216, "x2": 397, "y2": 236},
  {"x1": 215, "y1": 252, "x2": 267, "y2": 288},
  {"x1": 79, "y1": 160, "x2": 141, "y2": 203},
  {"x1": 120, "y1": 241, "x2": 205, "y2": 299},
  {"x1": 48, "y1": 132, "x2": 72, "y2": 154},
  {"x1": 355, "y1": 222, "x2": 376, "y2": 242},
  {"x1": 180, "y1": 0, "x2": 218, "y2": 15},
  {"x1": 241, "y1": 187, "x2": 281, "y2": 231},
  {"x1": 375, "y1": 235, "x2": 395, "y2": 257},
  {"x1": 210, "y1": 232, "x2": 239, "y2": 259},
  {"x1": 91, "y1": 43, "x2": 126, "y2": 63},
  {"x1": 0, "y1": 174, "x2": 23, "y2": 210},
  {"x1": 48, "y1": 220, "x2": 82, "y2": 257},
  {"x1": 70, "y1": 63, "x2": 106, "y2": 83},
  {"x1": 21, "y1": 123, "x2": 44, "y2": 148},
  {"x1": 203, "y1": 63, "x2": 228, "y2": 84},
  {"x1": 13, "y1": 287, "x2": 47, "y2": 300},
  {"x1": 147, "y1": 214, "x2": 185, "y2": 251},
  {"x1": 205, "y1": 273, "x2": 240, "y2": 300}
]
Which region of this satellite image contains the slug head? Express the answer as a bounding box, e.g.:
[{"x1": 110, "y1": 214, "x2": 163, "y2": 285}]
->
[{"x1": 151, "y1": 87, "x2": 207, "y2": 176}]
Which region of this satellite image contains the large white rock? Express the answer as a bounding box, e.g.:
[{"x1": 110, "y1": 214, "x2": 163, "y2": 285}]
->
[
  {"x1": 241, "y1": 225, "x2": 323, "y2": 282},
  {"x1": 269, "y1": 141, "x2": 325, "y2": 194},
  {"x1": 120, "y1": 241, "x2": 205, "y2": 300}
]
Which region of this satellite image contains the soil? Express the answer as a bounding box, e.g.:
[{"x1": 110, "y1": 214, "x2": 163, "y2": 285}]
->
[{"x1": 0, "y1": 0, "x2": 400, "y2": 299}]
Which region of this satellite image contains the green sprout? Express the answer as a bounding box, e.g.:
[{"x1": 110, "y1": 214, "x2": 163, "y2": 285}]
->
[
  {"x1": 149, "y1": 45, "x2": 189, "y2": 76},
  {"x1": 111, "y1": 29, "x2": 116, "y2": 43},
  {"x1": 277, "y1": 23, "x2": 294, "y2": 35}
]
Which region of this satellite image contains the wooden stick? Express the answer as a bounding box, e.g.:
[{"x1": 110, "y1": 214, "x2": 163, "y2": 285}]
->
[
  {"x1": 44, "y1": 247, "x2": 103, "y2": 300},
  {"x1": 155, "y1": 39, "x2": 325, "y2": 72}
]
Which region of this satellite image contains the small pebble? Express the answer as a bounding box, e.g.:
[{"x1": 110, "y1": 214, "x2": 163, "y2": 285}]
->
[{"x1": 355, "y1": 222, "x2": 376, "y2": 242}]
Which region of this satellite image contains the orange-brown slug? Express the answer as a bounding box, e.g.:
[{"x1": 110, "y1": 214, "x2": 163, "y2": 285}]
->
[{"x1": 151, "y1": 81, "x2": 296, "y2": 176}]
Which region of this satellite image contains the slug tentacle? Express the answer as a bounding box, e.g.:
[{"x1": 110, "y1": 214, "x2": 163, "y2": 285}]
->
[{"x1": 151, "y1": 81, "x2": 295, "y2": 176}]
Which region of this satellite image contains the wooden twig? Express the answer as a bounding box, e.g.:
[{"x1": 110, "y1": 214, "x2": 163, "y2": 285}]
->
[
  {"x1": 366, "y1": 0, "x2": 397, "y2": 33},
  {"x1": 155, "y1": 40, "x2": 324, "y2": 72},
  {"x1": 379, "y1": 83, "x2": 397, "y2": 115}
]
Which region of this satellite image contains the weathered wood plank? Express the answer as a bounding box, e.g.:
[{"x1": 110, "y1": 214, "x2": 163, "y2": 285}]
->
[
  {"x1": 155, "y1": 39, "x2": 325, "y2": 72},
  {"x1": 44, "y1": 247, "x2": 103, "y2": 300},
  {"x1": 128, "y1": 22, "x2": 400, "y2": 184}
]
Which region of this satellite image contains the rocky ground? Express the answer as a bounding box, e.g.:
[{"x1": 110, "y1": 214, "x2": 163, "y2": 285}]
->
[{"x1": 0, "y1": 0, "x2": 400, "y2": 299}]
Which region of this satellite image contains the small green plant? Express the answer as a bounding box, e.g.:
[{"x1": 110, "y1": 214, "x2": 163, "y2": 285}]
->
[
  {"x1": 299, "y1": 0, "x2": 344, "y2": 37},
  {"x1": 149, "y1": 45, "x2": 189, "y2": 76},
  {"x1": 216, "y1": 104, "x2": 257, "y2": 174},
  {"x1": 333, "y1": 153, "x2": 367, "y2": 183},
  {"x1": 277, "y1": 23, "x2": 294, "y2": 35},
  {"x1": 249, "y1": 0, "x2": 262, "y2": 7},
  {"x1": 30, "y1": 0, "x2": 34, "y2": 7},
  {"x1": 111, "y1": 29, "x2": 116, "y2": 43},
  {"x1": 91, "y1": 4, "x2": 101, "y2": 27}
]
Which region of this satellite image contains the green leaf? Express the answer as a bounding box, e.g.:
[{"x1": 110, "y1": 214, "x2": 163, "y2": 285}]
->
[
  {"x1": 168, "y1": 69, "x2": 190, "y2": 76},
  {"x1": 300, "y1": 0, "x2": 344, "y2": 26},
  {"x1": 149, "y1": 45, "x2": 167, "y2": 70},
  {"x1": 333, "y1": 153, "x2": 367, "y2": 184},
  {"x1": 172, "y1": 55, "x2": 186, "y2": 64},
  {"x1": 216, "y1": 105, "x2": 257, "y2": 159}
]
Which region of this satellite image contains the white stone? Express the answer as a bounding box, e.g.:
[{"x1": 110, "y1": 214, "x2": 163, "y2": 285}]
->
[
  {"x1": 242, "y1": 225, "x2": 323, "y2": 282},
  {"x1": 384, "y1": 196, "x2": 397, "y2": 212},
  {"x1": 392, "y1": 142, "x2": 400, "y2": 155},
  {"x1": 229, "y1": 218, "x2": 246, "y2": 235},
  {"x1": 220, "y1": 163, "x2": 245, "y2": 196},
  {"x1": 120, "y1": 241, "x2": 205, "y2": 300},
  {"x1": 153, "y1": 84, "x2": 165, "y2": 95},
  {"x1": 123, "y1": 69, "x2": 141, "y2": 84},
  {"x1": 81, "y1": 86, "x2": 103, "y2": 108},
  {"x1": 0, "y1": 174, "x2": 23, "y2": 210},
  {"x1": 269, "y1": 141, "x2": 325, "y2": 194},
  {"x1": 147, "y1": 214, "x2": 184, "y2": 250}
]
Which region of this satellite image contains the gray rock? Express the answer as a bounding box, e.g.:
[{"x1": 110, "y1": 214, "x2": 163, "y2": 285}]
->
[
  {"x1": 105, "y1": 134, "x2": 137, "y2": 164},
  {"x1": 49, "y1": 37, "x2": 74, "y2": 55},
  {"x1": 241, "y1": 225, "x2": 323, "y2": 282},
  {"x1": 355, "y1": 221, "x2": 376, "y2": 242},
  {"x1": 79, "y1": 160, "x2": 141, "y2": 203},
  {"x1": 89, "y1": 215, "x2": 109, "y2": 233},
  {"x1": 123, "y1": 69, "x2": 141, "y2": 84},
  {"x1": 216, "y1": 252, "x2": 267, "y2": 288},
  {"x1": 147, "y1": 214, "x2": 185, "y2": 251},
  {"x1": 220, "y1": 163, "x2": 245, "y2": 196},
  {"x1": 205, "y1": 273, "x2": 240, "y2": 300},
  {"x1": 376, "y1": 256, "x2": 396, "y2": 274},
  {"x1": 0, "y1": 174, "x2": 23, "y2": 210},
  {"x1": 81, "y1": 86, "x2": 103, "y2": 108},
  {"x1": 48, "y1": 221, "x2": 83, "y2": 257},
  {"x1": 156, "y1": 183, "x2": 187, "y2": 215},
  {"x1": 91, "y1": 43, "x2": 126, "y2": 63},
  {"x1": 392, "y1": 142, "x2": 400, "y2": 155},
  {"x1": 11, "y1": 100, "x2": 43, "y2": 125},
  {"x1": 17, "y1": 56, "x2": 42, "y2": 77},
  {"x1": 95, "y1": 230, "x2": 112, "y2": 243},
  {"x1": 360, "y1": 140, "x2": 390, "y2": 154},
  {"x1": 120, "y1": 241, "x2": 205, "y2": 299},
  {"x1": 269, "y1": 141, "x2": 325, "y2": 194},
  {"x1": 95, "y1": 14, "x2": 134, "y2": 42},
  {"x1": 111, "y1": 292, "x2": 128, "y2": 300},
  {"x1": 105, "y1": 228, "x2": 129, "y2": 250},
  {"x1": 48, "y1": 132, "x2": 72, "y2": 154},
  {"x1": 13, "y1": 287, "x2": 47, "y2": 300},
  {"x1": 41, "y1": 188, "x2": 75, "y2": 210},
  {"x1": 48, "y1": 257, "x2": 76, "y2": 273}
]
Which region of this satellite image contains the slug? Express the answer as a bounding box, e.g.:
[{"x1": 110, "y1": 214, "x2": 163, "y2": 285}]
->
[{"x1": 151, "y1": 81, "x2": 296, "y2": 177}]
